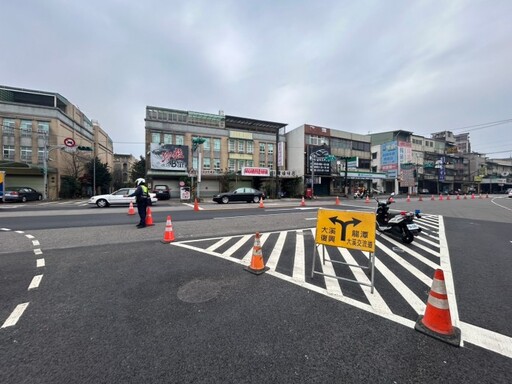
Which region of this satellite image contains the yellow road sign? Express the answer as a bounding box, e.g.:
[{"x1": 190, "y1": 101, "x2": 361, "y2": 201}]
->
[{"x1": 315, "y1": 209, "x2": 376, "y2": 252}]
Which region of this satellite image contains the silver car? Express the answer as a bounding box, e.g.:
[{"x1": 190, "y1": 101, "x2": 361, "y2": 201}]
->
[{"x1": 88, "y1": 188, "x2": 158, "y2": 208}]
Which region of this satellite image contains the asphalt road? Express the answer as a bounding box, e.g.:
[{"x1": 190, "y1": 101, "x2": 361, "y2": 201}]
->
[{"x1": 0, "y1": 196, "x2": 511, "y2": 383}]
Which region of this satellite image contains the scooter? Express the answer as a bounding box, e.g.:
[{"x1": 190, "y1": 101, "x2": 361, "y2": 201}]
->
[
  {"x1": 375, "y1": 193, "x2": 422, "y2": 244},
  {"x1": 354, "y1": 190, "x2": 366, "y2": 199}
]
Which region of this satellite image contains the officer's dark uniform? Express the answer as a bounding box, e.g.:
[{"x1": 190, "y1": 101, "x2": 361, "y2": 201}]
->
[{"x1": 129, "y1": 182, "x2": 149, "y2": 228}]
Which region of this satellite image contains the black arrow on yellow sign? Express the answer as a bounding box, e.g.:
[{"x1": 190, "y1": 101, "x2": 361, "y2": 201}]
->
[{"x1": 329, "y1": 216, "x2": 362, "y2": 241}]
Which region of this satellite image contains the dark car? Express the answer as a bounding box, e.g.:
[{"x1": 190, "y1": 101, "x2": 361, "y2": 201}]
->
[
  {"x1": 3, "y1": 187, "x2": 43, "y2": 202},
  {"x1": 212, "y1": 187, "x2": 265, "y2": 204},
  {"x1": 153, "y1": 184, "x2": 171, "y2": 200}
]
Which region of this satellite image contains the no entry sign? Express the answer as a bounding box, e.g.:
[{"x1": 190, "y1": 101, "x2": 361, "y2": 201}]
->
[{"x1": 64, "y1": 137, "x2": 76, "y2": 147}]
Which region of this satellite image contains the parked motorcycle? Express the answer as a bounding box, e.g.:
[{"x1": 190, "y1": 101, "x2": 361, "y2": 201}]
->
[
  {"x1": 354, "y1": 190, "x2": 367, "y2": 199},
  {"x1": 375, "y1": 193, "x2": 422, "y2": 244}
]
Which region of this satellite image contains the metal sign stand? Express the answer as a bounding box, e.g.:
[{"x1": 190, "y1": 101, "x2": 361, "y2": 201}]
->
[{"x1": 311, "y1": 244, "x2": 376, "y2": 293}]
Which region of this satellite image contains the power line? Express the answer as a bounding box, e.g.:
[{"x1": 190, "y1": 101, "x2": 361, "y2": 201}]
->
[{"x1": 449, "y1": 118, "x2": 512, "y2": 132}]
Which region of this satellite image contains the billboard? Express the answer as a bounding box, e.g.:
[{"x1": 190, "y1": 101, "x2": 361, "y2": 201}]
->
[
  {"x1": 381, "y1": 141, "x2": 398, "y2": 177},
  {"x1": 307, "y1": 145, "x2": 332, "y2": 175},
  {"x1": 150, "y1": 144, "x2": 189, "y2": 171}
]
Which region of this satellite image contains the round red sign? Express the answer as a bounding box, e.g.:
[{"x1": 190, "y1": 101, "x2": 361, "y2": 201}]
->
[{"x1": 64, "y1": 137, "x2": 76, "y2": 147}]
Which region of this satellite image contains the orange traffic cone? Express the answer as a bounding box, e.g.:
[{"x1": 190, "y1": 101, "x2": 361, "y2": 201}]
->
[
  {"x1": 415, "y1": 269, "x2": 461, "y2": 346},
  {"x1": 365, "y1": 195, "x2": 370, "y2": 203},
  {"x1": 485, "y1": 193, "x2": 489, "y2": 198},
  {"x1": 300, "y1": 196, "x2": 306, "y2": 207},
  {"x1": 479, "y1": 194, "x2": 483, "y2": 199},
  {"x1": 471, "y1": 193, "x2": 475, "y2": 199},
  {"x1": 145, "y1": 206, "x2": 154, "y2": 226},
  {"x1": 446, "y1": 194, "x2": 450, "y2": 200},
  {"x1": 259, "y1": 198, "x2": 264, "y2": 208},
  {"x1": 128, "y1": 201, "x2": 135, "y2": 215},
  {"x1": 244, "y1": 232, "x2": 269, "y2": 275},
  {"x1": 194, "y1": 198, "x2": 200, "y2": 211},
  {"x1": 335, "y1": 196, "x2": 340, "y2": 205},
  {"x1": 418, "y1": 195, "x2": 423, "y2": 202},
  {"x1": 161, "y1": 215, "x2": 175, "y2": 243},
  {"x1": 406, "y1": 195, "x2": 411, "y2": 203},
  {"x1": 439, "y1": 194, "x2": 443, "y2": 201},
  {"x1": 456, "y1": 194, "x2": 460, "y2": 200},
  {"x1": 431, "y1": 195, "x2": 435, "y2": 201},
  {"x1": 464, "y1": 194, "x2": 467, "y2": 200}
]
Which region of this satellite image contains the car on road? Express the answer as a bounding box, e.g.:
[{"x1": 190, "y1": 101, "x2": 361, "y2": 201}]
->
[
  {"x1": 508, "y1": 190, "x2": 512, "y2": 198},
  {"x1": 418, "y1": 188, "x2": 430, "y2": 194},
  {"x1": 152, "y1": 184, "x2": 171, "y2": 200},
  {"x1": 3, "y1": 187, "x2": 43, "y2": 202},
  {"x1": 88, "y1": 188, "x2": 158, "y2": 208},
  {"x1": 212, "y1": 187, "x2": 265, "y2": 204}
]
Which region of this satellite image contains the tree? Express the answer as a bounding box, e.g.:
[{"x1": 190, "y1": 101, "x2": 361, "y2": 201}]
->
[
  {"x1": 60, "y1": 148, "x2": 91, "y2": 197},
  {"x1": 86, "y1": 157, "x2": 112, "y2": 194},
  {"x1": 130, "y1": 156, "x2": 146, "y2": 182}
]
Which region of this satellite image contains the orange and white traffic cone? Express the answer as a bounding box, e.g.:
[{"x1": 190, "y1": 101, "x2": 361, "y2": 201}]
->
[
  {"x1": 479, "y1": 194, "x2": 483, "y2": 199},
  {"x1": 145, "y1": 206, "x2": 154, "y2": 226},
  {"x1": 464, "y1": 194, "x2": 467, "y2": 199},
  {"x1": 485, "y1": 193, "x2": 489, "y2": 198},
  {"x1": 406, "y1": 195, "x2": 411, "y2": 203},
  {"x1": 128, "y1": 201, "x2": 135, "y2": 215},
  {"x1": 335, "y1": 196, "x2": 340, "y2": 205},
  {"x1": 446, "y1": 194, "x2": 451, "y2": 200},
  {"x1": 365, "y1": 195, "x2": 370, "y2": 203},
  {"x1": 415, "y1": 269, "x2": 461, "y2": 346},
  {"x1": 439, "y1": 194, "x2": 443, "y2": 201},
  {"x1": 259, "y1": 198, "x2": 264, "y2": 208},
  {"x1": 430, "y1": 195, "x2": 435, "y2": 201},
  {"x1": 456, "y1": 194, "x2": 460, "y2": 200},
  {"x1": 244, "y1": 232, "x2": 269, "y2": 275},
  {"x1": 194, "y1": 198, "x2": 200, "y2": 211},
  {"x1": 471, "y1": 193, "x2": 475, "y2": 199},
  {"x1": 300, "y1": 196, "x2": 306, "y2": 207},
  {"x1": 418, "y1": 195, "x2": 423, "y2": 202},
  {"x1": 161, "y1": 215, "x2": 175, "y2": 243}
]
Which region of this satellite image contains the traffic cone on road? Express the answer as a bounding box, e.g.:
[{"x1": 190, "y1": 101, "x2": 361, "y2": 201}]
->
[
  {"x1": 431, "y1": 195, "x2": 435, "y2": 201},
  {"x1": 406, "y1": 195, "x2": 411, "y2": 203},
  {"x1": 486, "y1": 193, "x2": 489, "y2": 198},
  {"x1": 244, "y1": 232, "x2": 269, "y2": 275},
  {"x1": 145, "y1": 207, "x2": 154, "y2": 226},
  {"x1": 446, "y1": 194, "x2": 450, "y2": 200},
  {"x1": 259, "y1": 198, "x2": 264, "y2": 208},
  {"x1": 194, "y1": 198, "x2": 200, "y2": 211},
  {"x1": 418, "y1": 195, "x2": 423, "y2": 202},
  {"x1": 365, "y1": 195, "x2": 370, "y2": 203},
  {"x1": 128, "y1": 201, "x2": 135, "y2": 215},
  {"x1": 456, "y1": 194, "x2": 460, "y2": 200},
  {"x1": 300, "y1": 196, "x2": 306, "y2": 207},
  {"x1": 464, "y1": 194, "x2": 467, "y2": 200},
  {"x1": 161, "y1": 215, "x2": 175, "y2": 243},
  {"x1": 415, "y1": 269, "x2": 461, "y2": 346},
  {"x1": 471, "y1": 193, "x2": 475, "y2": 199},
  {"x1": 439, "y1": 194, "x2": 443, "y2": 201},
  {"x1": 335, "y1": 196, "x2": 340, "y2": 205},
  {"x1": 479, "y1": 194, "x2": 483, "y2": 199}
]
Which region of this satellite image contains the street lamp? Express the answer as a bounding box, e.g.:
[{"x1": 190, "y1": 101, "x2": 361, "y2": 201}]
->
[{"x1": 192, "y1": 137, "x2": 206, "y2": 199}]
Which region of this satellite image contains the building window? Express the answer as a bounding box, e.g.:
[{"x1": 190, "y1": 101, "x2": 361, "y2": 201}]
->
[
  {"x1": 259, "y1": 143, "x2": 265, "y2": 154},
  {"x1": 228, "y1": 159, "x2": 235, "y2": 172},
  {"x1": 21, "y1": 146, "x2": 32, "y2": 162},
  {"x1": 151, "y1": 133, "x2": 161, "y2": 143},
  {"x1": 238, "y1": 140, "x2": 245, "y2": 153},
  {"x1": 267, "y1": 143, "x2": 274, "y2": 155},
  {"x1": 20, "y1": 120, "x2": 32, "y2": 137},
  {"x1": 213, "y1": 138, "x2": 221, "y2": 152},
  {"x1": 259, "y1": 160, "x2": 266, "y2": 167},
  {"x1": 246, "y1": 141, "x2": 254, "y2": 154},
  {"x1": 175, "y1": 135, "x2": 184, "y2": 145},
  {"x1": 203, "y1": 138, "x2": 210, "y2": 151},
  {"x1": 38, "y1": 147, "x2": 44, "y2": 164},
  {"x1": 268, "y1": 161, "x2": 273, "y2": 170},
  {"x1": 203, "y1": 157, "x2": 211, "y2": 169},
  {"x1": 246, "y1": 160, "x2": 253, "y2": 167},
  {"x1": 2, "y1": 118, "x2": 15, "y2": 135},
  {"x1": 3, "y1": 145, "x2": 15, "y2": 159},
  {"x1": 37, "y1": 121, "x2": 49, "y2": 136},
  {"x1": 213, "y1": 157, "x2": 221, "y2": 171},
  {"x1": 163, "y1": 134, "x2": 172, "y2": 144},
  {"x1": 228, "y1": 139, "x2": 235, "y2": 152}
]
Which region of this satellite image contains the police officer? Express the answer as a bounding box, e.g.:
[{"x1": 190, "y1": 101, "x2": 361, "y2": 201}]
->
[{"x1": 128, "y1": 178, "x2": 149, "y2": 228}]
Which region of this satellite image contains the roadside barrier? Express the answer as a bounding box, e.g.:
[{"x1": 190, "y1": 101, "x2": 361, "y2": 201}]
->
[
  {"x1": 415, "y1": 269, "x2": 461, "y2": 346},
  {"x1": 145, "y1": 207, "x2": 154, "y2": 226},
  {"x1": 244, "y1": 232, "x2": 269, "y2": 275},
  {"x1": 161, "y1": 215, "x2": 175, "y2": 243},
  {"x1": 128, "y1": 201, "x2": 135, "y2": 215}
]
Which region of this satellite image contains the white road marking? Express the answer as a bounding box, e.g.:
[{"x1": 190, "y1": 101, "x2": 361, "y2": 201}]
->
[
  {"x1": 241, "y1": 232, "x2": 270, "y2": 264},
  {"x1": 266, "y1": 232, "x2": 287, "y2": 270},
  {"x1": 28, "y1": 275, "x2": 43, "y2": 290},
  {"x1": 25, "y1": 234, "x2": 35, "y2": 239},
  {"x1": 36, "y1": 258, "x2": 45, "y2": 268},
  {"x1": 1, "y1": 303, "x2": 29, "y2": 328},
  {"x1": 223, "y1": 235, "x2": 252, "y2": 258},
  {"x1": 1, "y1": 228, "x2": 11, "y2": 231},
  {"x1": 34, "y1": 249, "x2": 43, "y2": 255},
  {"x1": 292, "y1": 230, "x2": 305, "y2": 281},
  {"x1": 15, "y1": 230, "x2": 24, "y2": 234},
  {"x1": 205, "y1": 237, "x2": 231, "y2": 253},
  {"x1": 32, "y1": 240, "x2": 40, "y2": 247},
  {"x1": 460, "y1": 322, "x2": 512, "y2": 358}
]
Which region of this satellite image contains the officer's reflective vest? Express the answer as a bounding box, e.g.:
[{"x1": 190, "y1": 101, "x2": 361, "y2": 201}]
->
[{"x1": 141, "y1": 185, "x2": 149, "y2": 197}]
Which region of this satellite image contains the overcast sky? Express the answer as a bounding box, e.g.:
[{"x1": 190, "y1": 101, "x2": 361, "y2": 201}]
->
[{"x1": 1, "y1": 0, "x2": 511, "y2": 158}]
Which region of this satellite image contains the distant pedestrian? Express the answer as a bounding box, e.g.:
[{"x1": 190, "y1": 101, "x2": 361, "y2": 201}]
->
[{"x1": 128, "y1": 178, "x2": 149, "y2": 228}]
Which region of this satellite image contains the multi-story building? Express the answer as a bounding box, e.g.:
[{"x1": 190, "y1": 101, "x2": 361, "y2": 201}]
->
[
  {"x1": 0, "y1": 85, "x2": 113, "y2": 199},
  {"x1": 286, "y1": 124, "x2": 373, "y2": 196},
  {"x1": 144, "y1": 106, "x2": 287, "y2": 198},
  {"x1": 113, "y1": 153, "x2": 138, "y2": 188}
]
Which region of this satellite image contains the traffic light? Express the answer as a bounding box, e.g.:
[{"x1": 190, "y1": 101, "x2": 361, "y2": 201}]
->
[{"x1": 77, "y1": 146, "x2": 93, "y2": 151}]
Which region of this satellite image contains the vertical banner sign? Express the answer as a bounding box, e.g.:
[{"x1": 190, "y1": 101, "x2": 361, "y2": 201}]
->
[
  {"x1": 381, "y1": 141, "x2": 398, "y2": 178},
  {"x1": 315, "y1": 209, "x2": 376, "y2": 252}
]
